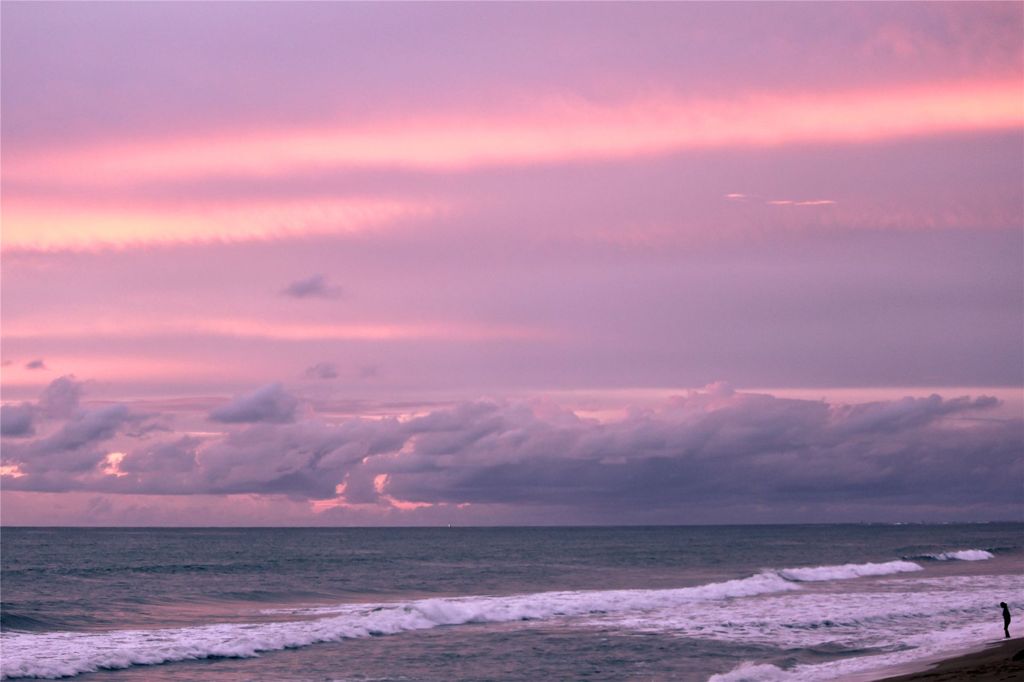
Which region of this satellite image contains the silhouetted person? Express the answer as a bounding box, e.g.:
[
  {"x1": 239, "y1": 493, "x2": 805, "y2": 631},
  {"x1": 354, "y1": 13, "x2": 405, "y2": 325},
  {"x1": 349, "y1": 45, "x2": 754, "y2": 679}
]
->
[{"x1": 1001, "y1": 602, "x2": 1011, "y2": 638}]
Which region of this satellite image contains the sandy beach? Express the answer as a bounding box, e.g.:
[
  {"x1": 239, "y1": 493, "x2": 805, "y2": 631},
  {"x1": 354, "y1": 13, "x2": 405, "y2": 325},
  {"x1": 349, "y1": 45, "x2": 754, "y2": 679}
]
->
[{"x1": 874, "y1": 638, "x2": 1024, "y2": 681}]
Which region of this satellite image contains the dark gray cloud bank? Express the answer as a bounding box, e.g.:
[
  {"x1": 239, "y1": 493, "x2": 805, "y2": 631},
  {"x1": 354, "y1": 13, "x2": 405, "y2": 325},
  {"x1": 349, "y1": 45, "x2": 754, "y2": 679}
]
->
[{"x1": 2, "y1": 378, "x2": 1020, "y2": 523}]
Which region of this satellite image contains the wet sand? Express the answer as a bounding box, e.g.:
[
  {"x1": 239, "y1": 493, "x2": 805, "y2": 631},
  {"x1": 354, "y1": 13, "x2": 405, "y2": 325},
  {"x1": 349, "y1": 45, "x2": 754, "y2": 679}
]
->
[{"x1": 874, "y1": 637, "x2": 1024, "y2": 681}]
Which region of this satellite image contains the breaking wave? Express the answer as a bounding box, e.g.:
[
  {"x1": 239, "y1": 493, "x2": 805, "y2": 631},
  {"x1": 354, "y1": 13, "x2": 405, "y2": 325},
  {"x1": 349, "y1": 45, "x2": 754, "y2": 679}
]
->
[
  {"x1": 775, "y1": 560, "x2": 922, "y2": 582},
  {"x1": 708, "y1": 662, "x2": 790, "y2": 682},
  {"x1": 0, "y1": 558, "x2": 924, "y2": 679},
  {"x1": 914, "y1": 549, "x2": 994, "y2": 562}
]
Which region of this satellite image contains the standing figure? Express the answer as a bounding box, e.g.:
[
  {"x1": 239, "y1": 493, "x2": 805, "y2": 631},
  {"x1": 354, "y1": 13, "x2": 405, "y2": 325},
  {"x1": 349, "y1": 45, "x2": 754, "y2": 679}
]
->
[{"x1": 1000, "y1": 602, "x2": 1011, "y2": 638}]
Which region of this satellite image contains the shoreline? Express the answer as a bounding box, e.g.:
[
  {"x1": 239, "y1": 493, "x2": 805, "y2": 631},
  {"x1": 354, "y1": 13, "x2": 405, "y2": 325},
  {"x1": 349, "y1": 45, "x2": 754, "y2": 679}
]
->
[{"x1": 867, "y1": 637, "x2": 1024, "y2": 681}]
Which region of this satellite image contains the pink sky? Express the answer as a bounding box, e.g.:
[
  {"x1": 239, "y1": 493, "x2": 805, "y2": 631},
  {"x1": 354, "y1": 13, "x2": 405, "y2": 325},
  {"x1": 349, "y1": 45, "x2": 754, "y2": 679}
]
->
[{"x1": 2, "y1": 2, "x2": 1021, "y2": 525}]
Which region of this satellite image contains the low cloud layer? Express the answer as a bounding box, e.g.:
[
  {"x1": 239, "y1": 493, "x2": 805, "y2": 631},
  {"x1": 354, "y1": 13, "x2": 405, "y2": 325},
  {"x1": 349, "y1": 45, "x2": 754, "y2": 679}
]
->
[{"x1": 2, "y1": 378, "x2": 1019, "y2": 523}]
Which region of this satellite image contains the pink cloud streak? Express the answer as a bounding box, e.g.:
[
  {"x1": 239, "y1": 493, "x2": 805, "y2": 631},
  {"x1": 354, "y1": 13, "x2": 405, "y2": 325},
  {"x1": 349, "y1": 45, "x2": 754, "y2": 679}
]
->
[
  {"x1": 4, "y1": 317, "x2": 556, "y2": 343},
  {"x1": 2, "y1": 197, "x2": 441, "y2": 251},
  {"x1": 6, "y1": 81, "x2": 1019, "y2": 192}
]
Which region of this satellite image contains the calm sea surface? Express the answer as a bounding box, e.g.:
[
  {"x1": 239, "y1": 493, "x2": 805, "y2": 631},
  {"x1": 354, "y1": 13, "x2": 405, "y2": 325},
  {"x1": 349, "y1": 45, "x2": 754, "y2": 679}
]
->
[{"x1": 1, "y1": 525, "x2": 1021, "y2": 681}]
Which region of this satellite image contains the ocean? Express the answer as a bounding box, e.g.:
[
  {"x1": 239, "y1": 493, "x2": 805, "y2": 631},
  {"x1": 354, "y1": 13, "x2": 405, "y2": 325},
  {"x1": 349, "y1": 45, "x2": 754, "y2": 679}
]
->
[{"x1": 1, "y1": 525, "x2": 1020, "y2": 681}]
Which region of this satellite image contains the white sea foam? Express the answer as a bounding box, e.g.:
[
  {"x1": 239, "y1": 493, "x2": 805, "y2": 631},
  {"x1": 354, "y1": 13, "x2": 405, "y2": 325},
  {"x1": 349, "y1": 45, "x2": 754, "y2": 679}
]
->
[
  {"x1": 590, "y1": 572, "x2": 1022, "y2": 682},
  {"x1": 3, "y1": 572, "x2": 810, "y2": 679},
  {"x1": 1, "y1": 575, "x2": 798, "y2": 679},
  {"x1": 924, "y1": 549, "x2": 994, "y2": 561},
  {"x1": 705, "y1": 620, "x2": 1001, "y2": 682},
  {"x1": 0, "y1": 558, "x2": 949, "y2": 680},
  {"x1": 775, "y1": 560, "x2": 922, "y2": 582},
  {"x1": 707, "y1": 662, "x2": 790, "y2": 681}
]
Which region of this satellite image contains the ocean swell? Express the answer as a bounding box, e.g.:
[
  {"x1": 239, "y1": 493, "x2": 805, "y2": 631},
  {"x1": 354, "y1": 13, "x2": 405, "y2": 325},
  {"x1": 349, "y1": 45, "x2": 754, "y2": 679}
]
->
[{"x1": 0, "y1": 558, "x2": 925, "y2": 680}]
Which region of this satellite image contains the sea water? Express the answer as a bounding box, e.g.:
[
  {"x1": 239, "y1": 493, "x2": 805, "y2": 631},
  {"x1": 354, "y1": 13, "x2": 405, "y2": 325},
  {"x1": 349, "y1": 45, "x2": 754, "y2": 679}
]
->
[{"x1": 1, "y1": 525, "x2": 1020, "y2": 681}]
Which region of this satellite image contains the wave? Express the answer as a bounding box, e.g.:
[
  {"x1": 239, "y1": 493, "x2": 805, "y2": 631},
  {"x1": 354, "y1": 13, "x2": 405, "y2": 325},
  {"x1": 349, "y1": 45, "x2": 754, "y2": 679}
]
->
[
  {"x1": 912, "y1": 549, "x2": 994, "y2": 562},
  {"x1": 775, "y1": 560, "x2": 922, "y2": 582},
  {"x1": 0, "y1": 558, "x2": 924, "y2": 680},
  {"x1": 708, "y1": 662, "x2": 790, "y2": 681},
  {"x1": 0, "y1": 577, "x2": 797, "y2": 679},
  {"x1": 0, "y1": 612, "x2": 59, "y2": 634},
  {"x1": 705, "y1": 620, "x2": 1002, "y2": 682}
]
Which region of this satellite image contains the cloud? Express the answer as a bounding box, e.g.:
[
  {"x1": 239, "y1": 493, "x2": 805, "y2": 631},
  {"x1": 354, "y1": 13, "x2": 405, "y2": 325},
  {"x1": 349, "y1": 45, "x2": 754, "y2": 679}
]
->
[
  {"x1": 355, "y1": 391, "x2": 1015, "y2": 518},
  {"x1": 1, "y1": 404, "x2": 35, "y2": 437},
  {"x1": 3, "y1": 404, "x2": 143, "y2": 483},
  {"x1": 37, "y1": 375, "x2": 83, "y2": 418},
  {"x1": 304, "y1": 362, "x2": 339, "y2": 380},
  {"x1": 767, "y1": 199, "x2": 836, "y2": 206},
  {"x1": 281, "y1": 274, "x2": 342, "y2": 299},
  {"x1": 119, "y1": 437, "x2": 200, "y2": 475},
  {"x1": 190, "y1": 420, "x2": 398, "y2": 498},
  {"x1": 24, "y1": 358, "x2": 46, "y2": 370},
  {"x1": 3, "y1": 196, "x2": 436, "y2": 251},
  {"x1": 357, "y1": 364, "x2": 380, "y2": 380},
  {"x1": 829, "y1": 394, "x2": 999, "y2": 435},
  {"x1": 0, "y1": 376, "x2": 90, "y2": 442},
  {"x1": 37, "y1": 405, "x2": 134, "y2": 455},
  {"x1": 4, "y1": 383, "x2": 1018, "y2": 522},
  {"x1": 209, "y1": 383, "x2": 299, "y2": 423},
  {"x1": 7, "y1": 81, "x2": 1020, "y2": 203}
]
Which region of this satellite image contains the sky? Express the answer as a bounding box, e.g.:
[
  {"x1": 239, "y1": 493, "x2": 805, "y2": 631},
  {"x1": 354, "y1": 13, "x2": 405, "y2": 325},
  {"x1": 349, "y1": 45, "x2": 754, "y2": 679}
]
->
[{"x1": 1, "y1": 2, "x2": 1021, "y2": 525}]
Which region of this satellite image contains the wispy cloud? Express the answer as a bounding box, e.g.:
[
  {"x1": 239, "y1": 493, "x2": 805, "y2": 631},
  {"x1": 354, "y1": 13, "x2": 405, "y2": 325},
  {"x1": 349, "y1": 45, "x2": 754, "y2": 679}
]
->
[
  {"x1": 768, "y1": 199, "x2": 837, "y2": 206},
  {"x1": 4, "y1": 317, "x2": 555, "y2": 343},
  {"x1": 305, "y1": 362, "x2": 339, "y2": 380},
  {"x1": 726, "y1": 194, "x2": 837, "y2": 207},
  {"x1": 357, "y1": 364, "x2": 381, "y2": 380},
  {"x1": 5, "y1": 82, "x2": 1019, "y2": 194},
  {"x1": 1, "y1": 197, "x2": 436, "y2": 251},
  {"x1": 281, "y1": 274, "x2": 343, "y2": 300}
]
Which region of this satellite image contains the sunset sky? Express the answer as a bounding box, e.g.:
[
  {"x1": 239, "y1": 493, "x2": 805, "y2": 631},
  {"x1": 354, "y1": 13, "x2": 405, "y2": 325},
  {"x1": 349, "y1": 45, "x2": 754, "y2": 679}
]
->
[{"x1": 2, "y1": 2, "x2": 1021, "y2": 525}]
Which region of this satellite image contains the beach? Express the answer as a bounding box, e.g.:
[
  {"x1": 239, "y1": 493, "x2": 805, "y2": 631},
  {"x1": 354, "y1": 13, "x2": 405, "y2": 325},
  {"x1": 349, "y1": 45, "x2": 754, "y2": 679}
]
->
[{"x1": 876, "y1": 637, "x2": 1024, "y2": 681}]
